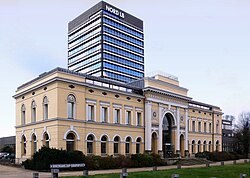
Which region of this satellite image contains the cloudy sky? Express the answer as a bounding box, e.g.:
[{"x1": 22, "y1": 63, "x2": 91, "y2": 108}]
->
[{"x1": 0, "y1": 0, "x2": 250, "y2": 137}]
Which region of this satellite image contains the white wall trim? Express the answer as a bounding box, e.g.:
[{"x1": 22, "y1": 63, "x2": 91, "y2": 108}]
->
[
  {"x1": 85, "y1": 132, "x2": 97, "y2": 141},
  {"x1": 86, "y1": 99, "x2": 97, "y2": 104},
  {"x1": 112, "y1": 134, "x2": 123, "y2": 142},
  {"x1": 135, "y1": 136, "x2": 144, "y2": 143},
  {"x1": 63, "y1": 126, "x2": 80, "y2": 140},
  {"x1": 100, "y1": 134, "x2": 110, "y2": 141},
  {"x1": 30, "y1": 129, "x2": 38, "y2": 142},
  {"x1": 146, "y1": 97, "x2": 188, "y2": 109},
  {"x1": 124, "y1": 135, "x2": 134, "y2": 143}
]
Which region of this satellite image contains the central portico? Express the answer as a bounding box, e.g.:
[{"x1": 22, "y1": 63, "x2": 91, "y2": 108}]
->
[{"x1": 141, "y1": 73, "x2": 192, "y2": 158}]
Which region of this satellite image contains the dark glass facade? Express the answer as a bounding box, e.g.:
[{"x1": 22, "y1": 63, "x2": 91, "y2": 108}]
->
[{"x1": 68, "y1": 2, "x2": 144, "y2": 83}]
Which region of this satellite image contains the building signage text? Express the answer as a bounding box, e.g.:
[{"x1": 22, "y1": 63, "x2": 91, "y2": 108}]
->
[
  {"x1": 50, "y1": 163, "x2": 85, "y2": 169},
  {"x1": 106, "y1": 5, "x2": 125, "y2": 18}
]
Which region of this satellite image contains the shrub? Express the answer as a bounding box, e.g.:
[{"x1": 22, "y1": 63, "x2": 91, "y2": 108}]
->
[
  {"x1": 195, "y1": 151, "x2": 210, "y2": 159},
  {"x1": 195, "y1": 151, "x2": 247, "y2": 162},
  {"x1": 22, "y1": 147, "x2": 166, "y2": 171},
  {"x1": 22, "y1": 147, "x2": 85, "y2": 170}
]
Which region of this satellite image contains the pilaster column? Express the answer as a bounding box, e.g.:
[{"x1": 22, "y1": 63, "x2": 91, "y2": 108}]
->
[
  {"x1": 158, "y1": 104, "x2": 163, "y2": 151},
  {"x1": 145, "y1": 101, "x2": 152, "y2": 151},
  {"x1": 185, "y1": 109, "x2": 189, "y2": 153},
  {"x1": 176, "y1": 107, "x2": 180, "y2": 152},
  {"x1": 185, "y1": 109, "x2": 189, "y2": 150}
]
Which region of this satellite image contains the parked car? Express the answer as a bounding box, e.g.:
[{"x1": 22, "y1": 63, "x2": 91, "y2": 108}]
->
[
  {"x1": 5, "y1": 153, "x2": 15, "y2": 160},
  {"x1": 0, "y1": 152, "x2": 9, "y2": 159}
]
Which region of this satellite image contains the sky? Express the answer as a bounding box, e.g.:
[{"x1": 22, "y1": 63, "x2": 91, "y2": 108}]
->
[{"x1": 0, "y1": 0, "x2": 250, "y2": 137}]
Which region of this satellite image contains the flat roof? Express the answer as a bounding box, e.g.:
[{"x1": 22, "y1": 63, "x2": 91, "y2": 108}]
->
[
  {"x1": 68, "y1": 1, "x2": 143, "y2": 32},
  {"x1": 16, "y1": 67, "x2": 142, "y2": 91}
]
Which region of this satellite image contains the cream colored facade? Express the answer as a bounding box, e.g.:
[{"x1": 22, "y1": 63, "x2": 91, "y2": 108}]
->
[{"x1": 14, "y1": 68, "x2": 222, "y2": 162}]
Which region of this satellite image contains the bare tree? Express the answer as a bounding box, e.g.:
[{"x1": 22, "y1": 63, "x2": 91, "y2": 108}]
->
[{"x1": 235, "y1": 112, "x2": 250, "y2": 154}]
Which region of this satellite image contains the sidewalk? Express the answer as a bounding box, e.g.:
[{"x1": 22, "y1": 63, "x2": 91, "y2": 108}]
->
[{"x1": 0, "y1": 159, "x2": 249, "y2": 178}]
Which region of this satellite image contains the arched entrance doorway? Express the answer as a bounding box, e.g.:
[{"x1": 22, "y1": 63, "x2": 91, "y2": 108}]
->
[
  {"x1": 151, "y1": 132, "x2": 158, "y2": 154},
  {"x1": 180, "y1": 134, "x2": 185, "y2": 157},
  {"x1": 162, "y1": 113, "x2": 174, "y2": 158}
]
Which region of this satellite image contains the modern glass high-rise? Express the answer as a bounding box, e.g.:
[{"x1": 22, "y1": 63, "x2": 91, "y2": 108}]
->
[{"x1": 68, "y1": 1, "x2": 144, "y2": 83}]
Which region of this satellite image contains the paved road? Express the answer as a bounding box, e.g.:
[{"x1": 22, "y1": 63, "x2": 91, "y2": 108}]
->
[{"x1": 0, "y1": 159, "x2": 248, "y2": 178}]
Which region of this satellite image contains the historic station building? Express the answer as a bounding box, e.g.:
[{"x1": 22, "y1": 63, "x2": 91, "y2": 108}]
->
[{"x1": 14, "y1": 68, "x2": 222, "y2": 162}]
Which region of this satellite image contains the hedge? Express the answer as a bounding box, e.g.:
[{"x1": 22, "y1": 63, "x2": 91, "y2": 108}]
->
[
  {"x1": 22, "y1": 146, "x2": 166, "y2": 170},
  {"x1": 195, "y1": 151, "x2": 247, "y2": 161}
]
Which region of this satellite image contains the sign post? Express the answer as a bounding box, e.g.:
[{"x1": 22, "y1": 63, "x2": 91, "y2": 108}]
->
[{"x1": 50, "y1": 163, "x2": 86, "y2": 178}]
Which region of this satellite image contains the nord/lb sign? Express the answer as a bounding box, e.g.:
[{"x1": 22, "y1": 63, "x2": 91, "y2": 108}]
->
[
  {"x1": 106, "y1": 5, "x2": 125, "y2": 18},
  {"x1": 50, "y1": 163, "x2": 85, "y2": 169}
]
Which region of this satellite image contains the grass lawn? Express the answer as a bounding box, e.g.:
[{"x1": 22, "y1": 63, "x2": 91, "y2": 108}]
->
[{"x1": 63, "y1": 163, "x2": 250, "y2": 178}]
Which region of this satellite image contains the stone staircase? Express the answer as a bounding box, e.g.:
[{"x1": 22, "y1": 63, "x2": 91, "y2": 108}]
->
[{"x1": 175, "y1": 158, "x2": 213, "y2": 166}]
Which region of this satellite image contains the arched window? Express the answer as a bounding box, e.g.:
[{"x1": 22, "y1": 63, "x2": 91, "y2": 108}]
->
[
  {"x1": 31, "y1": 134, "x2": 37, "y2": 155},
  {"x1": 31, "y1": 101, "x2": 36, "y2": 122},
  {"x1": 197, "y1": 140, "x2": 201, "y2": 153},
  {"x1": 209, "y1": 123, "x2": 212, "y2": 133},
  {"x1": 216, "y1": 140, "x2": 219, "y2": 151},
  {"x1": 101, "y1": 135, "x2": 108, "y2": 155},
  {"x1": 203, "y1": 141, "x2": 207, "y2": 151},
  {"x1": 43, "y1": 132, "x2": 49, "y2": 148},
  {"x1": 67, "y1": 95, "x2": 76, "y2": 119},
  {"x1": 113, "y1": 136, "x2": 120, "y2": 155},
  {"x1": 208, "y1": 141, "x2": 212, "y2": 152},
  {"x1": 192, "y1": 140, "x2": 195, "y2": 153},
  {"x1": 43, "y1": 96, "x2": 48, "y2": 120},
  {"x1": 125, "y1": 137, "x2": 132, "y2": 155},
  {"x1": 21, "y1": 135, "x2": 27, "y2": 156},
  {"x1": 66, "y1": 133, "x2": 75, "y2": 152},
  {"x1": 136, "y1": 137, "x2": 141, "y2": 154},
  {"x1": 21, "y1": 104, "x2": 26, "y2": 125},
  {"x1": 204, "y1": 122, "x2": 207, "y2": 133},
  {"x1": 87, "y1": 134, "x2": 94, "y2": 154}
]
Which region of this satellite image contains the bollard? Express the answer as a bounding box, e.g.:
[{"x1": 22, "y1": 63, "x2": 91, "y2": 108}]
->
[
  {"x1": 233, "y1": 160, "x2": 237, "y2": 164},
  {"x1": 51, "y1": 169, "x2": 59, "y2": 178},
  {"x1": 248, "y1": 159, "x2": 250, "y2": 163},
  {"x1": 83, "y1": 169, "x2": 88, "y2": 176},
  {"x1": 33, "y1": 172, "x2": 39, "y2": 178},
  {"x1": 240, "y1": 173, "x2": 247, "y2": 178},
  {"x1": 153, "y1": 166, "x2": 157, "y2": 171},
  {"x1": 171, "y1": 174, "x2": 179, "y2": 178},
  {"x1": 177, "y1": 164, "x2": 181, "y2": 169},
  {"x1": 120, "y1": 168, "x2": 128, "y2": 178},
  {"x1": 244, "y1": 160, "x2": 247, "y2": 163},
  {"x1": 221, "y1": 161, "x2": 224, "y2": 166},
  {"x1": 206, "y1": 163, "x2": 210, "y2": 167}
]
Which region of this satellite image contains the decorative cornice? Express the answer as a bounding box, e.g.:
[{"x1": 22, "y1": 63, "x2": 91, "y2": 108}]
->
[
  {"x1": 14, "y1": 77, "x2": 144, "y2": 99},
  {"x1": 143, "y1": 87, "x2": 192, "y2": 101},
  {"x1": 15, "y1": 117, "x2": 145, "y2": 129}
]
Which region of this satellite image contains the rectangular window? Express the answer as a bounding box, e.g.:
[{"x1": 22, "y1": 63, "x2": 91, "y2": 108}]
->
[
  {"x1": 21, "y1": 111, "x2": 25, "y2": 125},
  {"x1": 114, "y1": 142, "x2": 119, "y2": 154},
  {"x1": 204, "y1": 123, "x2": 207, "y2": 133},
  {"x1": 114, "y1": 109, "x2": 120, "y2": 123},
  {"x1": 44, "y1": 104, "x2": 48, "y2": 120},
  {"x1": 198, "y1": 122, "x2": 201, "y2": 132},
  {"x1": 87, "y1": 142, "x2": 93, "y2": 154},
  {"x1": 32, "y1": 108, "x2": 36, "y2": 122},
  {"x1": 126, "y1": 111, "x2": 131, "y2": 125},
  {"x1": 136, "y1": 143, "x2": 140, "y2": 154},
  {"x1": 102, "y1": 107, "x2": 108, "y2": 122},
  {"x1": 137, "y1": 112, "x2": 141, "y2": 126},
  {"x1": 67, "y1": 103, "x2": 74, "y2": 118},
  {"x1": 88, "y1": 105, "x2": 94, "y2": 121},
  {"x1": 192, "y1": 121, "x2": 195, "y2": 132},
  {"x1": 209, "y1": 123, "x2": 212, "y2": 133}
]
